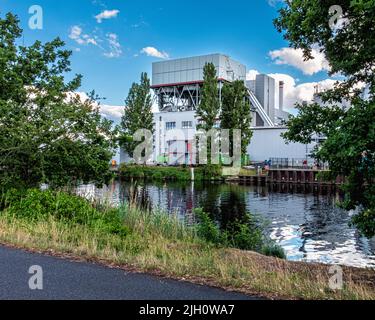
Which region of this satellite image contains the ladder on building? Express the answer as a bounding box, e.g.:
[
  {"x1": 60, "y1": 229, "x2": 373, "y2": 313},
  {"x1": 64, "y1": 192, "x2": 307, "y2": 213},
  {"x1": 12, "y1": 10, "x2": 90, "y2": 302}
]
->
[{"x1": 247, "y1": 88, "x2": 275, "y2": 127}]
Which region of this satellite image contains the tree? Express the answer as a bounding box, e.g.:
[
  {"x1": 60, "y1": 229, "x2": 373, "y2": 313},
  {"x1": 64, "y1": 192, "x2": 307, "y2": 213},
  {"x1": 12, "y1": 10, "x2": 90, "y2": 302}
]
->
[
  {"x1": 119, "y1": 72, "x2": 154, "y2": 159},
  {"x1": 274, "y1": 0, "x2": 375, "y2": 237},
  {"x1": 196, "y1": 63, "x2": 220, "y2": 165},
  {"x1": 196, "y1": 63, "x2": 220, "y2": 131},
  {"x1": 221, "y1": 80, "x2": 253, "y2": 161},
  {"x1": 0, "y1": 13, "x2": 117, "y2": 190}
]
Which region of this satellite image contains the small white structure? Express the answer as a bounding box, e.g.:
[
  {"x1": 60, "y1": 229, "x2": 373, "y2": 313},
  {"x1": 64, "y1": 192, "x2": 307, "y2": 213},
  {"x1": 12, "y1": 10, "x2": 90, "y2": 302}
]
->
[{"x1": 248, "y1": 127, "x2": 320, "y2": 164}]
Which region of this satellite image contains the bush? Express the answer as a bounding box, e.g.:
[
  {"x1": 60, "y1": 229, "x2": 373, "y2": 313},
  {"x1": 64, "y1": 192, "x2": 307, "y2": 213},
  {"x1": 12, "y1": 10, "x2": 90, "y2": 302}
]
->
[
  {"x1": 261, "y1": 244, "x2": 286, "y2": 259},
  {"x1": 351, "y1": 208, "x2": 375, "y2": 239},
  {"x1": 194, "y1": 208, "x2": 285, "y2": 258},
  {"x1": 226, "y1": 219, "x2": 263, "y2": 251},
  {"x1": 118, "y1": 165, "x2": 222, "y2": 182},
  {"x1": 201, "y1": 164, "x2": 223, "y2": 180},
  {"x1": 194, "y1": 208, "x2": 221, "y2": 244},
  {"x1": 4, "y1": 189, "x2": 129, "y2": 237}
]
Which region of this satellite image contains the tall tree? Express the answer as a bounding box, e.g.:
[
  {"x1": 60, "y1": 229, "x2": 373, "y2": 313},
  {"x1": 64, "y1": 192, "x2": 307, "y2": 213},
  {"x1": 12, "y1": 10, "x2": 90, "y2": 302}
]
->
[
  {"x1": 0, "y1": 13, "x2": 116, "y2": 190},
  {"x1": 196, "y1": 63, "x2": 220, "y2": 165},
  {"x1": 274, "y1": 0, "x2": 375, "y2": 237},
  {"x1": 221, "y1": 80, "x2": 253, "y2": 160},
  {"x1": 120, "y1": 72, "x2": 154, "y2": 159},
  {"x1": 196, "y1": 63, "x2": 220, "y2": 131}
]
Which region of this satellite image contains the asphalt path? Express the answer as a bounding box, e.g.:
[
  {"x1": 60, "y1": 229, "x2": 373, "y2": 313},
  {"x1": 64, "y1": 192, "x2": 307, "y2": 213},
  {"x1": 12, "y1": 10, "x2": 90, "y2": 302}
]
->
[{"x1": 0, "y1": 245, "x2": 257, "y2": 300}]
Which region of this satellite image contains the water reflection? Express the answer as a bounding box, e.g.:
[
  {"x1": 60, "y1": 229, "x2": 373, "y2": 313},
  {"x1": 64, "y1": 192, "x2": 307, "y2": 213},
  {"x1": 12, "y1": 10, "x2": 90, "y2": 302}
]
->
[{"x1": 76, "y1": 181, "x2": 375, "y2": 268}]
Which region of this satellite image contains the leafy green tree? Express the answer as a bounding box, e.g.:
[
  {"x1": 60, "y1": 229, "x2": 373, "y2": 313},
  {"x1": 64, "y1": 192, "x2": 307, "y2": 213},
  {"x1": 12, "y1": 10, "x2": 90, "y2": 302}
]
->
[
  {"x1": 119, "y1": 72, "x2": 154, "y2": 158},
  {"x1": 221, "y1": 80, "x2": 253, "y2": 160},
  {"x1": 196, "y1": 63, "x2": 220, "y2": 165},
  {"x1": 196, "y1": 63, "x2": 220, "y2": 131},
  {"x1": 274, "y1": 0, "x2": 375, "y2": 237},
  {"x1": 0, "y1": 13, "x2": 116, "y2": 190}
]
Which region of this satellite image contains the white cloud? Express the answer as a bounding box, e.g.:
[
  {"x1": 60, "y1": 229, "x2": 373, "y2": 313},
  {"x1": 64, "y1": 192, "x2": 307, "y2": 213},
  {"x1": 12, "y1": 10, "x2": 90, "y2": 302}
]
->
[
  {"x1": 268, "y1": 73, "x2": 338, "y2": 110},
  {"x1": 69, "y1": 26, "x2": 98, "y2": 46},
  {"x1": 267, "y1": 0, "x2": 283, "y2": 7},
  {"x1": 95, "y1": 9, "x2": 120, "y2": 23},
  {"x1": 141, "y1": 46, "x2": 169, "y2": 59},
  {"x1": 246, "y1": 69, "x2": 260, "y2": 80},
  {"x1": 104, "y1": 33, "x2": 122, "y2": 58},
  {"x1": 100, "y1": 104, "x2": 124, "y2": 118},
  {"x1": 68, "y1": 92, "x2": 123, "y2": 119},
  {"x1": 269, "y1": 47, "x2": 330, "y2": 75}
]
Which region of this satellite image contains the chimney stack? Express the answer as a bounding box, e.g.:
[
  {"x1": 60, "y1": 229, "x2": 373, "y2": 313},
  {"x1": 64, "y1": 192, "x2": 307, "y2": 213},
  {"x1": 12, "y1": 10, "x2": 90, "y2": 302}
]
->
[{"x1": 279, "y1": 81, "x2": 284, "y2": 111}]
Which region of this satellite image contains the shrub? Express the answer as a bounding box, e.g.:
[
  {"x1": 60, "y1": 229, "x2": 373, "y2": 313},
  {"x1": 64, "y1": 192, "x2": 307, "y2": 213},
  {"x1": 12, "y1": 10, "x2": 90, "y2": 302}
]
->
[
  {"x1": 194, "y1": 208, "x2": 221, "y2": 244},
  {"x1": 350, "y1": 208, "x2": 375, "y2": 239},
  {"x1": 194, "y1": 208, "x2": 285, "y2": 258},
  {"x1": 226, "y1": 219, "x2": 263, "y2": 251},
  {"x1": 4, "y1": 189, "x2": 129, "y2": 237},
  {"x1": 119, "y1": 165, "x2": 222, "y2": 182},
  {"x1": 261, "y1": 244, "x2": 286, "y2": 259},
  {"x1": 201, "y1": 165, "x2": 223, "y2": 180}
]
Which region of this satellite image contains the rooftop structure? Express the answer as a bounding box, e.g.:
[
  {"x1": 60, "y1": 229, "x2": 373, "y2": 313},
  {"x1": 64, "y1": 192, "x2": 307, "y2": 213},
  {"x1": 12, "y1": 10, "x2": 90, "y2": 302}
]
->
[{"x1": 151, "y1": 54, "x2": 246, "y2": 113}]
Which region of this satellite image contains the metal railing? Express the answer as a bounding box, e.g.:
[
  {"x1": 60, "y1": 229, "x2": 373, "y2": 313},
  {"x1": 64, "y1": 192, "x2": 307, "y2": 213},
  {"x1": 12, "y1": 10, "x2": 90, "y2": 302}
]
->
[{"x1": 268, "y1": 158, "x2": 329, "y2": 170}]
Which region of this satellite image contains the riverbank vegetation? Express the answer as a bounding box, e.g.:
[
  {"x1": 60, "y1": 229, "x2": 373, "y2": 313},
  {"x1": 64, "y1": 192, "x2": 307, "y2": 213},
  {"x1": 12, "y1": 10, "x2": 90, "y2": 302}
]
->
[
  {"x1": 1, "y1": 189, "x2": 375, "y2": 300},
  {"x1": 118, "y1": 164, "x2": 224, "y2": 181}
]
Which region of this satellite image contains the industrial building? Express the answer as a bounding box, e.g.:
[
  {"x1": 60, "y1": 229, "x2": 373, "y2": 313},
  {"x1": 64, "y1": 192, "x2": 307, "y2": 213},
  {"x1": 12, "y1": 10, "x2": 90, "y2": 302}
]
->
[{"x1": 121, "y1": 53, "x2": 317, "y2": 166}]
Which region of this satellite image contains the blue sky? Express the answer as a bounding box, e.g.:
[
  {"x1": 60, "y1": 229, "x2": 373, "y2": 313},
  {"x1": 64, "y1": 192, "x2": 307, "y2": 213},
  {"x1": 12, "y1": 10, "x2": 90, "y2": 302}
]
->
[{"x1": 0, "y1": 0, "x2": 336, "y2": 120}]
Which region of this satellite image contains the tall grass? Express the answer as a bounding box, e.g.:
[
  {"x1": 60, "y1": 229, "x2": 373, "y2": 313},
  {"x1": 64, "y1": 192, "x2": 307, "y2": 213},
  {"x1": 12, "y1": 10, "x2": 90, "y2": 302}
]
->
[{"x1": 120, "y1": 204, "x2": 195, "y2": 242}]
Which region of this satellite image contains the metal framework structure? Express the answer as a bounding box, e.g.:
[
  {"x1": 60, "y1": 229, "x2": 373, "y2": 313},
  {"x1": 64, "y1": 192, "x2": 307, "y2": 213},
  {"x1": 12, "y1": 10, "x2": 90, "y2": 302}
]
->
[
  {"x1": 152, "y1": 81, "x2": 275, "y2": 127},
  {"x1": 152, "y1": 82, "x2": 203, "y2": 112}
]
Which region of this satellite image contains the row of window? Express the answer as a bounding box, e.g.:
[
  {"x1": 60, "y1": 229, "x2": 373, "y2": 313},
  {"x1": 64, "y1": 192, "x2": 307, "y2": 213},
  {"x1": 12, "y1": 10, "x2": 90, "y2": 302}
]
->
[
  {"x1": 165, "y1": 121, "x2": 193, "y2": 130},
  {"x1": 163, "y1": 120, "x2": 221, "y2": 131}
]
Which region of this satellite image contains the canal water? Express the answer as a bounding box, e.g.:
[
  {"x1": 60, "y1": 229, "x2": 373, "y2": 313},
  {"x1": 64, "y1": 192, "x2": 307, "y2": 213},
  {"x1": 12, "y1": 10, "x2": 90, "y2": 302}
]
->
[{"x1": 77, "y1": 181, "x2": 375, "y2": 269}]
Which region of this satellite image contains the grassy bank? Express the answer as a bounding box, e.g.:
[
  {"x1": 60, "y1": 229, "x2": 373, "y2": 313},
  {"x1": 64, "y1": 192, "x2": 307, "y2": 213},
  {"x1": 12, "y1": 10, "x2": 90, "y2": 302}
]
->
[
  {"x1": 0, "y1": 189, "x2": 374, "y2": 300},
  {"x1": 119, "y1": 164, "x2": 224, "y2": 181}
]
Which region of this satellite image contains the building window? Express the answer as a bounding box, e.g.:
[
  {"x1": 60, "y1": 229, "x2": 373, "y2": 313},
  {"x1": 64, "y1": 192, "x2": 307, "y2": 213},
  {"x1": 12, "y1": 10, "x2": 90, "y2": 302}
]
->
[
  {"x1": 182, "y1": 121, "x2": 193, "y2": 129},
  {"x1": 166, "y1": 122, "x2": 176, "y2": 130}
]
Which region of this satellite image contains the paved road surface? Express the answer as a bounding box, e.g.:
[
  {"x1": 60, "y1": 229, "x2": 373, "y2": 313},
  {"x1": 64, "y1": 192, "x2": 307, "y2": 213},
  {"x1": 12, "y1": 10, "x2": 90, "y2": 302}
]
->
[{"x1": 0, "y1": 245, "x2": 256, "y2": 300}]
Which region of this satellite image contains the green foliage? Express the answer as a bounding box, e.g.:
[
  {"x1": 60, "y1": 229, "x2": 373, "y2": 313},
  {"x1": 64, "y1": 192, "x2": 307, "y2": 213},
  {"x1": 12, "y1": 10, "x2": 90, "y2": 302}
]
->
[
  {"x1": 196, "y1": 63, "x2": 220, "y2": 131},
  {"x1": 0, "y1": 13, "x2": 116, "y2": 190},
  {"x1": 196, "y1": 63, "x2": 220, "y2": 166},
  {"x1": 4, "y1": 189, "x2": 129, "y2": 237},
  {"x1": 274, "y1": 0, "x2": 375, "y2": 101},
  {"x1": 119, "y1": 72, "x2": 154, "y2": 158},
  {"x1": 194, "y1": 208, "x2": 285, "y2": 258},
  {"x1": 195, "y1": 208, "x2": 222, "y2": 244},
  {"x1": 275, "y1": 1, "x2": 375, "y2": 237},
  {"x1": 221, "y1": 80, "x2": 253, "y2": 159},
  {"x1": 200, "y1": 164, "x2": 223, "y2": 181},
  {"x1": 261, "y1": 244, "x2": 287, "y2": 259},
  {"x1": 226, "y1": 219, "x2": 263, "y2": 251},
  {"x1": 350, "y1": 209, "x2": 375, "y2": 239},
  {"x1": 118, "y1": 165, "x2": 223, "y2": 181}
]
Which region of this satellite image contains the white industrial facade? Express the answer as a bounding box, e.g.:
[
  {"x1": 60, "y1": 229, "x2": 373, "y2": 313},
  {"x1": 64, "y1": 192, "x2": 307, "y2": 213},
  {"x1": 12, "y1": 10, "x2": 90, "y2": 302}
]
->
[
  {"x1": 247, "y1": 127, "x2": 318, "y2": 163},
  {"x1": 121, "y1": 53, "x2": 314, "y2": 166}
]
